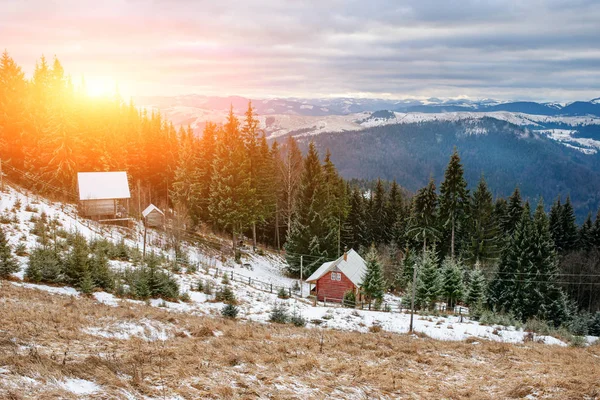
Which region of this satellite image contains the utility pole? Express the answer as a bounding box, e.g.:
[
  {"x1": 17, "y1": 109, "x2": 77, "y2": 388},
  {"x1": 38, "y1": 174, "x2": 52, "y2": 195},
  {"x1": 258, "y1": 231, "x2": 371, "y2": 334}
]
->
[
  {"x1": 0, "y1": 158, "x2": 3, "y2": 192},
  {"x1": 409, "y1": 253, "x2": 418, "y2": 333},
  {"x1": 142, "y1": 218, "x2": 148, "y2": 260},
  {"x1": 300, "y1": 255, "x2": 303, "y2": 297}
]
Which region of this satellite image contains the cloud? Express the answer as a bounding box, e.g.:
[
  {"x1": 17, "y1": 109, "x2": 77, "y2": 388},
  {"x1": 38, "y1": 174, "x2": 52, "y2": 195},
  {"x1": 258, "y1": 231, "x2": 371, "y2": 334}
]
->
[{"x1": 1, "y1": 0, "x2": 599, "y2": 101}]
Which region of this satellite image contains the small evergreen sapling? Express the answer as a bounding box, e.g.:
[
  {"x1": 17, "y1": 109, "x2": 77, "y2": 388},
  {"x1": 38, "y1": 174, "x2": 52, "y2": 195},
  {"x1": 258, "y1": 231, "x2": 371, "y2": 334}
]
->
[
  {"x1": 277, "y1": 287, "x2": 290, "y2": 299},
  {"x1": 269, "y1": 304, "x2": 289, "y2": 324},
  {"x1": 0, "y1": 227, "x2": 19, "y2": 278},
  {"x1": 221, "y1": 303, "x2": 239, "y2": 319},
  {"x1": 343, "y1": 290, "x2": 356, "y2": 308}
]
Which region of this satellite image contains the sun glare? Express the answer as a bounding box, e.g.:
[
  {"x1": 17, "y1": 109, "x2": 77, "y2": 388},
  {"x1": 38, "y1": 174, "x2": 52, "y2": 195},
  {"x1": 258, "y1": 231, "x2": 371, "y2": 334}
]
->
[{"x1": 84, "y1": 76, "x2": 118, "y2": 98}]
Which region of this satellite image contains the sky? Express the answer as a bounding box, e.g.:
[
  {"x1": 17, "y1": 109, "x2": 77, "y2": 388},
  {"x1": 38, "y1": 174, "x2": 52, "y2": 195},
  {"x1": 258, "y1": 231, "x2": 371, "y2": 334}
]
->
[{"x1": 2, "y1": 0, "x2": 600, "y2": 102}]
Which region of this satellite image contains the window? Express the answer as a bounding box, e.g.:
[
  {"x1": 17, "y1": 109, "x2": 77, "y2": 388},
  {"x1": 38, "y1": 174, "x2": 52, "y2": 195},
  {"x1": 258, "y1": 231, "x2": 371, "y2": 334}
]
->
[{"x1": 331, "y1": 272, "x2": 341, "y2": 281}]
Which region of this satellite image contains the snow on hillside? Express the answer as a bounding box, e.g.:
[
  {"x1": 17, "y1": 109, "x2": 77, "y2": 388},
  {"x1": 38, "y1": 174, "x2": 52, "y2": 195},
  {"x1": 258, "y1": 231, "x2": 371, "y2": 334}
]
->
[
  {"x1": 1, "y1": 184, "x2": 596, "y2": 347},
  {"x1": 540, "y1": 129, "x2": 600, "y2": 154}
]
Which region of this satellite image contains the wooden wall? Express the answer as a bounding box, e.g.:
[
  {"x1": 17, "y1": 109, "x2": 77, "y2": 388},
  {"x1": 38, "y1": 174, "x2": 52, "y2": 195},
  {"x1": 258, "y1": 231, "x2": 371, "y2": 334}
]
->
[{"x1": 315, "y1": 268, "x2": 356, "y2": 302}]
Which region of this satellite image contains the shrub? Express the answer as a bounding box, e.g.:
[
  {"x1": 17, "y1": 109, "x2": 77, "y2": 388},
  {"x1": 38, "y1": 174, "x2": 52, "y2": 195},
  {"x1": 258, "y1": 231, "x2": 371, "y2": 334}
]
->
[
  {"x1": 221, "y1": 304, "x2": 239, "y2": 319},
  {"x1": 15, "y1": 243, "x2": 27, "y2": 256},
  {"x1": 203, "y1": 281, "x2": 213, "y2": 296},
  {"x1": 180, "y1": 292, "x2": 191, "y2": 303},
  {"x1": 589, "y1": 312, "x2": 600, "y2": 337},
  {"x1": 269, "y1": 304, "x2": 289, "y2": 324},
  {"x1": 277, "y1": 287, "x2": 290, "y2": 299},
  {"x1": 568, "y1": 313, "x2": 590, "y2": 336},
  {"x1": 221, "y1": 273, "x2": 230, "y2": 285},
  {"x1": 569, "y1": 335, "x2": 587, "y2": 348},
  {"x1": 13, "y1": 198, "x2": 22, "y2": 210},
  {"x1": 196, "y1": 279, "x2": 204, "y2": 292},
  {"x1": 25, "y1": 247, "x2": 62, "y2": 283},
  {"x1": 524, "y1": 318, "x2": 553, "y2": 336},
  {"x1": 290, "y1": 312, "x2": 306, "y2": 327},
  {"x1": 215, "y1": 286, "x2": 236, "y2": 304},
  {"x1": 343, "y1": 290, "x2": 356, "y2": 308}
]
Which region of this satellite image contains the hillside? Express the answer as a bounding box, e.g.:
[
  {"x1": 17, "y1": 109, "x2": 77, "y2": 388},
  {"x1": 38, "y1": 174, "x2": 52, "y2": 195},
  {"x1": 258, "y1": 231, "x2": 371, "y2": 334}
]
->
[{"x1": 295, "y1": 118, "x2": 600, "y2": 220}]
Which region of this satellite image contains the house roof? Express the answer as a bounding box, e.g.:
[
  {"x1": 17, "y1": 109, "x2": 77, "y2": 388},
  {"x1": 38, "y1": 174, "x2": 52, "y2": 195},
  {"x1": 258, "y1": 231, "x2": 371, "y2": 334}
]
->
[
  {"x1": 77, "y1": 172, "x2": 131, "y2": 201},
  {"x1": 142, "y1": 204, "x2": 164, "y2": 218},
  {"x1": 305, "y1": 249, "x2": 367, "y2": 287}
]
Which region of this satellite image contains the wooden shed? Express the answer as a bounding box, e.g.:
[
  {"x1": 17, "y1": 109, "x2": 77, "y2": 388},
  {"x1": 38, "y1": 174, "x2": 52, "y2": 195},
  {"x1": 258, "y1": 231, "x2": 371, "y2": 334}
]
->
[
  {"x1": 305, "y1": 249, "x2": 367, "y2": 302},
  {"x1": 142, "y1": 204, "x2": 165, "y2": 227},
  {"x1": 77, "y1": 171, "x2": 131, "y2": 220}
]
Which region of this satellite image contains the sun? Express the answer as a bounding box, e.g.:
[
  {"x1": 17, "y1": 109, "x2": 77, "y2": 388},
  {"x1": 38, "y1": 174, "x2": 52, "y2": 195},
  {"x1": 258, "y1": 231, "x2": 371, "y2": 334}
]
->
[{"x1": 83, "y1": 76, "x2": 118, "y2": 98}]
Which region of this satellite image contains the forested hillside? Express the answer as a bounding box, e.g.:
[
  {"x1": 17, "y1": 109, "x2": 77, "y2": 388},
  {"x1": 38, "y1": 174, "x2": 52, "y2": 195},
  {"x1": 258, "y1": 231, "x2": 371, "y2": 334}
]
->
[{"x1": 297, "y1": 118, "x2": 600, "y2": 220}]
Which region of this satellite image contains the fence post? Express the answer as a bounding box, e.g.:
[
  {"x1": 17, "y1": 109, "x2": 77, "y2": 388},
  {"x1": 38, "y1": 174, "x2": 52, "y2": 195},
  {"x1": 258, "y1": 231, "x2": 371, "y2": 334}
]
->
[
  {"x1": 248, "y1": 277, "x2": 251, "y2": 285},
  {"x1": 231, "y1": 271, "x2": 233, "y2": 280},
  {"x1": 270, "y1": 284, "x2": 272, "y2": 293},
  {"x1": 289, "y1": 288, "x2": 291, "y2": 298}
]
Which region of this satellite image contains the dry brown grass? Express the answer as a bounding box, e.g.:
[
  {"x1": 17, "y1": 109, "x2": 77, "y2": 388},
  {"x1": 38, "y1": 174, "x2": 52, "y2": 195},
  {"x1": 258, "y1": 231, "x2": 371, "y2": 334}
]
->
[{"x1": 1, "y1": 284, "x2": 599, "y2": 399}]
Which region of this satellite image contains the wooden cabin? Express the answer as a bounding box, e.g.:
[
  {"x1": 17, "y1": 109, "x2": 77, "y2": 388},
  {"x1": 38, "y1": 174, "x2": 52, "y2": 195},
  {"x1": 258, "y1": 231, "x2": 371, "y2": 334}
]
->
[
  {"x1": 77, "y1": 171, "x2": 131, "y2": 220},
  {"x1": 142, "y1": 204, "x2": 164, "y2": 227},
  {"x1": 305, "y1": 249, "x2": 367, "y2": 302}
]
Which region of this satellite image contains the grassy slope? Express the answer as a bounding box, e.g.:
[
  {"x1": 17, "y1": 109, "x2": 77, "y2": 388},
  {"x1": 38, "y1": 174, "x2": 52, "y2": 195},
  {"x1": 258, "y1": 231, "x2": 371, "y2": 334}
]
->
[{"x1": 1, "y1": 284, "x2": 599, "y2": 400}]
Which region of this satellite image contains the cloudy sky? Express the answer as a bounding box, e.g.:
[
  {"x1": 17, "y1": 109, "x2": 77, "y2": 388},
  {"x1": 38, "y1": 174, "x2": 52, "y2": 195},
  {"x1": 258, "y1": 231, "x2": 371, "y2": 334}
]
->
[{"x1": 2, "y1": 0, "x2": 600, "y2": 101}]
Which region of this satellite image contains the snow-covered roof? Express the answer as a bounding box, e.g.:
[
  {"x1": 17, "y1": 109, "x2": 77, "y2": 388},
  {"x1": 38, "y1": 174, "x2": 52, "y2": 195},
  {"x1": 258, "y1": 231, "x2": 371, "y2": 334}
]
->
[
  {"x1": 77, "y1": 172, "x2": 130, "y2": 201},
  {"x1": 305, "y1": 249, "x2": 367, "y2": 287},
  {"x1": 142, "y1": 204, "x2": 164, "y2": 218}
]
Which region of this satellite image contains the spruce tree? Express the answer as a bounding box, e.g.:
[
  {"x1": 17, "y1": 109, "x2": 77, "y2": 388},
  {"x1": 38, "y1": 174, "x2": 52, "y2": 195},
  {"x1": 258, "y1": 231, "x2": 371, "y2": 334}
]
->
[
  {"x1": 466, "y1": 175, "x2": 500, "y2": 267},
  {"x1": 415, "y1": 248, "x2": 441, "y2": 310},
  {"x1": 561, "y1": 196, "x2": 578, "y2": 252},
  {"x1": 361, "y1": 245, "x2": 385, "y2": 304},
  {"x1": 209, "y1": 107, "x2": 256, "y2": 252},
  {"x1": 466, "y1": 267, "x2": 486, "y2": 308},
  {"x1": 368, "y1": 179, "x2": 388, "y2": 245},
  {"x1": 441, "y1": 257, "x2": 464, "y2": 308},
  {"x1": 438, "y1": 149, "x2": 469, "y2": 259},
  {"x1": 578, "y1": 213, "x2": 594, "y2": 251},
  {"x1": 343, "y1": 186, "x2": 367, "y2": 251},
  {"x1": 407, "y1": 178, "x2": 438, "y2": 251},
  {"x1": 64, "y1": 233, "x2": 90, "y2": 287},
  {"x1": 285, "y1": 142, "x2": 337, "y2": 275},
  {"x1": 549, "y1": 197, "x2": 564, "y2": 251},
  {"x1": 0, "y1": 227, "x2": 18, "y2": 278},
  {"x1": 506, "y1": 187, "x2": 523, "y2": 236}
]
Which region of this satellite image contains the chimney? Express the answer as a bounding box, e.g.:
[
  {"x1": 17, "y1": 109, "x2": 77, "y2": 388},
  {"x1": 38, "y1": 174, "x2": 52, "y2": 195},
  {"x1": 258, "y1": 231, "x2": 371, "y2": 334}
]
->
[{"x1": 343, "y1": 246, "x2": 348, "y2": 261}]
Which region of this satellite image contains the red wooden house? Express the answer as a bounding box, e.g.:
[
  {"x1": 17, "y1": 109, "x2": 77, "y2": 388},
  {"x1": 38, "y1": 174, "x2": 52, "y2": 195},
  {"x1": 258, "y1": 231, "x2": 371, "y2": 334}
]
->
[{"x1": 305, "y1": 249, "x2": 367, "y2": 302}]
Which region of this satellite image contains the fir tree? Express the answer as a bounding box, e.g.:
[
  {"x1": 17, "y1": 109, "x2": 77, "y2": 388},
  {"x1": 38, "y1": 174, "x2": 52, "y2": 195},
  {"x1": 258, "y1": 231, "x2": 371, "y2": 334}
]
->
[
  {"x1": 342, "y1": 186, "x2": 367, "y2": 251},
  {"x1": 64, "y1": 233, "x2": 89, "y2": 287},
  {"x1": 285, "y1": 142, "x2": 337, "y2": 276},
  {"x1": 438, "y1": 148, "x2": 469, "y2": 259},
  {"x1": 466, "y1": 175, "x2": 500, "y2": 267},
  {"x1": 506, "y1": 187, "x2": 523, "y2": 236},
  {"x1": 578, "y1": 213, "x2": 594, "y2": 251},
  {"x1": 441, "y1": 257, "x2": 464, "y2": 308},
  {"x1": 361, "y1": 245, "x2": 385, "y2": 304},
  {"x1": 466, "y1": 267, "x2": 486, "y2": 308},
  {"x1": 549, "y1": 197, "x2": 563, "y2": 251},
  {"x1": 0, "y1": 227, "x2": 18, "y2": 278},
  {"x1": 561, "y1": 195, "x2": 578, "y2": 252},
  {"x1": 593, "y1": 208, "x2": 600, "y2": 248},
  {"x1": 407, "y1": 178, "x2": 438, "y2": 251},
  {"x1": 415, "y1": 248, "x2": 441, "y2": 310},
  {"x1": 368, "y1": 179, "x2": 388, "y2": 245}
]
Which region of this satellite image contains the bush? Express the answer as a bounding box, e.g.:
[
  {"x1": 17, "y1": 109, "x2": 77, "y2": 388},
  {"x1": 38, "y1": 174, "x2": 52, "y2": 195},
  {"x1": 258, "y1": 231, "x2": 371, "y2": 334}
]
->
[
  {"x1": 196, "y1": 279, "x2": 204, "y2": 292},
  {"x1": 478, "y1": 310, "x2": 522, "y2": 329},
  {"x1": 25, "y1": 247, "x2": 62, "y2": 283},
  {"x1": 14, "y1": 199, "x2": 22, "y2": 210},
  {"x1": 589, "y1": 312, "x2": 600, "y2": 337},
  {"x1": 215, "y1": 286, "x2": 236, "y2": 304},
  {"x1": 15, "y1": 243, "x2": 27, "y2": 256},
  {"x1": 569, "y1": 335, "x2": 587, "y2": 348},
  {"x1": 525, "y1": 318, "x2": 553, "y2": 336},
  {"x1": 290, "y1": 312, "x2": 306, "y2": 327},
  {"x1": 277, "y1": 287, "x2": 290, "y2": 299},
  {"x1": 568, "y1": 313, "x2": 590, "y2": 336},
  {"x1": 343, "y1": 290, "x2": 356, "y2": 308},
  {"x1": 221, "y1": 304, "x2": 239, "y2": 319},
  {"x1": 221, "y1": 273, "x2": 230, "y2": 285},
  {"x1": 180, "y1": 292, "x2": 191, "y2": 303},
  {"x1": 203, "y1": 281, "x2": 213, "y2": 296},
  {"x1": 269, "y1": 304, "x2": 289, "y2": 324}
]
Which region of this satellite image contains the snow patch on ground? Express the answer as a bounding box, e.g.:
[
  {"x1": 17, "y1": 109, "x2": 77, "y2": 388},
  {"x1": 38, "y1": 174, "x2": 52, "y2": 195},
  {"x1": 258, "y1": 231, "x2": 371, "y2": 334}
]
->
[
  {"x1": 84, "y1": 319, "x2": 173, "y2": 341},
  {"x1": 57, "y1": 378, "x2": 101, "y2": 395}
]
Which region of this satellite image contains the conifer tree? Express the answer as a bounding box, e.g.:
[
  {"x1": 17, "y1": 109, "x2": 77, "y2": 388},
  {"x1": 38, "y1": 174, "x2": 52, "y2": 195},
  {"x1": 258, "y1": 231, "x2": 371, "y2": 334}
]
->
[
  {"x1": 561, "y1": 196, "x2": 578, "y2": 252},
  {"x1": 466, "y1": 175, "x2": 500, "y2": 267},
  {"x1": 0, "y1": 227, "x2": 18, "y2": 278},
  {"x1": 506, "y1": 187, "x2": 523, "y2": 236},
  {"x1": 466, "y1": 267, "x2": 486, "y2": 308},
  {"x1": 209, "y1": 107, "x2": 256, "y2": 252},
  {"x1": 64, "y1": 233, "x2": 90, "y2": 287},
  {"x1": 361, "y1": 245, "x2": 385, "y2": 304},
  {"x1": 285, "y1": 142, "x2": 337, "y2": 275},
  {"x1": 343, "y1": 186, "x2": 368, "y2": 251},
  {"x1": 549, "y1": 197, "x2": 563, "y2": 251},
  {"x1": 415, "y1": 248, "x2": 441, "y2": 310},
  {"x1": 578, "y1": 213, "x2": 594, "y2": 251},
  {"x1": 593, "y1": 208, "x2": 600, "y2": 248},
  {"x1": 407, "y1": 178, "x2": 438, "y2": 251},
  {"x1": 441, "y1": 257, "x2": 464, "y2": 308},
  {"x1": 322, "y1": 150, "x2": 349, "y2": 256},
  {"x1": 439, "y1": 149, "x2": 469, "y2": 258}
]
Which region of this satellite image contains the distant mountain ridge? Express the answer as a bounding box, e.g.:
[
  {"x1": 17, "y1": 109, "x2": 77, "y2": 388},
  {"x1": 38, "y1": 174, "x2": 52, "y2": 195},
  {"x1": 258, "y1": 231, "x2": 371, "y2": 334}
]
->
[{"x1": 135, "y1": 94, "x2": 600, "y2": 118}]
